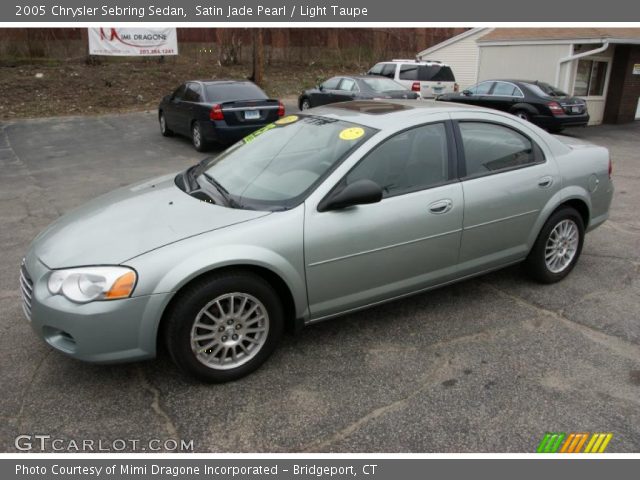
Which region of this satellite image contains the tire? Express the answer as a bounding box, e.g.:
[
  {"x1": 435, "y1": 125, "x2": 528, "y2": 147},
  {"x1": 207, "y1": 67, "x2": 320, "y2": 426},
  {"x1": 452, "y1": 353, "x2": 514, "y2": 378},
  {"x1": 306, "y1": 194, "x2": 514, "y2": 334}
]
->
[
  {"x1": 164, "y1": 271, "x2": 284, "y2": 383},
  {"x1": 513, "y1": 110, "x2": 530, "y2": 122},
  {"x1": 159, "y1": 112, "x2": 173, "y2": 137},
  {"x1": 300, "y1": 98, "x2": 311, "y2": 110},
  {"x1": 548, "y1": 126, "x2": 565, "y2": 134},
  {"x1": 191, "y1": 121, "x2": 209, "y2": 152},
  {"x1": 524, "y1": 207, "x2": 585, "y2": 284}
]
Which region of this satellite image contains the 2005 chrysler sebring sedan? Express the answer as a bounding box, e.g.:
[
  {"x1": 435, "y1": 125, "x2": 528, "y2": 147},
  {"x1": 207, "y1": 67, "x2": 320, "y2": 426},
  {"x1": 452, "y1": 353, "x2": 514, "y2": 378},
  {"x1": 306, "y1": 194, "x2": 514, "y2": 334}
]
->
[{"x1": 21, "y1": 100, "x2": 613, "y2": 382}]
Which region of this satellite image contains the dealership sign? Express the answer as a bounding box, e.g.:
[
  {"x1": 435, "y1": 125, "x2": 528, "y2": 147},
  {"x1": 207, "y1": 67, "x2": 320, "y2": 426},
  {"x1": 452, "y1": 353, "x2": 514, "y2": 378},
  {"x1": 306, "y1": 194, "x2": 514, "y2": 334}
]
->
[{"x1": 88, "y1": 28, "x2": 178, "y2": 56}]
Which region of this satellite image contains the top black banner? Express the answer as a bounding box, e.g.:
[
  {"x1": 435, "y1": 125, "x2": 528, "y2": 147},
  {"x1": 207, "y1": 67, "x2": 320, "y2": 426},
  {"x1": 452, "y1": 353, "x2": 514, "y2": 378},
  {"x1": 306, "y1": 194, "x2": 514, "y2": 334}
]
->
[{"x1": 4, "y1": 0, "x2": 640, "y2": 22}]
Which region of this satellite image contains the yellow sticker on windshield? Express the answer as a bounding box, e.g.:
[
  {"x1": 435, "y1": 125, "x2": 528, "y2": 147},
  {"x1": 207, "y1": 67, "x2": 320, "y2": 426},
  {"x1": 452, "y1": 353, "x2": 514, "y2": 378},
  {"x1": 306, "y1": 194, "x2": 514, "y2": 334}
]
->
[
  {"x1": 339, "y1": 127, "x2": 365, "y2": 141},
  {"x1": 275, "y1": 115, "x2": 299, "y2": 125}
]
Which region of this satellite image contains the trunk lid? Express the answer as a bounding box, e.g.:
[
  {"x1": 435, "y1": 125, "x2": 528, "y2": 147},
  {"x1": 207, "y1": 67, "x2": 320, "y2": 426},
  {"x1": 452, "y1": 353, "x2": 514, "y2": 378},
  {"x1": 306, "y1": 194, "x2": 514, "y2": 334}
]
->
[{"x1": 220, "y1": 99, "x2": 280, "y2": 125}]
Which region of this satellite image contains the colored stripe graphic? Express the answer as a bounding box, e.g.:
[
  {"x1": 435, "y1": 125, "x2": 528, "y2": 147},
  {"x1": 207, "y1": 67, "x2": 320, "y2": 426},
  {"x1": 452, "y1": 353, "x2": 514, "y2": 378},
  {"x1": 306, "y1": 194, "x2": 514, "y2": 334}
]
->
[
  {"x1": 537, "y1": 432, "x2": 613, "y2": 453},
  {"x1": 584, "y1": 433, "x2": 613, "y2": 453},
  {"x1": 536, "y1": 433, "x2": 565, "y2": 453}
]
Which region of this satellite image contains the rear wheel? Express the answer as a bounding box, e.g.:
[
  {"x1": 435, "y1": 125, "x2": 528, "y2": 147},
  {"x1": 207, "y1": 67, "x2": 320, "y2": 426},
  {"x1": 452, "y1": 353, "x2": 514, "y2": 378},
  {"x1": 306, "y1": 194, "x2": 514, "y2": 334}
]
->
[
  {"x1": 300, "y1": 98, "x2": 311, "y2": 110},
  {"x1": 524, "y1": 207, "x2": 584, "y2": 283},
  {"x1": 159, "y1": 112, "x2": 173, "y2": 137},
  {"x1": 164, "y1": 271, "x2": 284, "y2": 382},
  {"x1": 191, "y1": 121, "x2": 209, "y2": 152},
  {"x1": 513, "y1": 110, "x2": 530, "y2": 122}
]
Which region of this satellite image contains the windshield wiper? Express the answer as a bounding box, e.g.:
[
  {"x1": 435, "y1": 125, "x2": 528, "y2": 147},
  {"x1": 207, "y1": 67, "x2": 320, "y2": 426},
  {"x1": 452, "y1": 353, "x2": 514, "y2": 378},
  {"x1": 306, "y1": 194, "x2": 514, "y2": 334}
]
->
[{"x1": 201, "y1": 173, "x2": 243, "y2": 208}]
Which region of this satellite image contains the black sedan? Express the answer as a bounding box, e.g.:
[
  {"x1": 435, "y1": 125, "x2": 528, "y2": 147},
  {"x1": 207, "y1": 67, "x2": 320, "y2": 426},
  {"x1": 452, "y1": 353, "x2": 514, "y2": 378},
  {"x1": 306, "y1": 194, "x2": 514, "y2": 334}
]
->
[
  {"x1": 298, "y1": 75, "x2": 420, "y2": 110},
  {"x1": 159, "y1": 80, "x2": 284, "y2": 151},
  {"x1": 436, "y1": 79, "x2": 589, "y2": 132}
]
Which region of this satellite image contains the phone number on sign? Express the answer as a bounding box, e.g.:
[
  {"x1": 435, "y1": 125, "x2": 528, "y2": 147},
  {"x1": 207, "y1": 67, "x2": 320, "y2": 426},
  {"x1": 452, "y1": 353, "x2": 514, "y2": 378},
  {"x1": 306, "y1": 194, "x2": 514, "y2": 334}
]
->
[{"x1": 139, "y1": 48, "x2": 176, "y2": 55}]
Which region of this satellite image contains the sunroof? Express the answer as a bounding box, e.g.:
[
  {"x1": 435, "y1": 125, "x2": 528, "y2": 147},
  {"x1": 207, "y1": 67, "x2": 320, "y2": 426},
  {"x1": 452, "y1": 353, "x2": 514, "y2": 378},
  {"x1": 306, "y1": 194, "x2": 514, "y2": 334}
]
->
[{"x1": 330, "y1": 101, "x2": 413, "y2": 115}]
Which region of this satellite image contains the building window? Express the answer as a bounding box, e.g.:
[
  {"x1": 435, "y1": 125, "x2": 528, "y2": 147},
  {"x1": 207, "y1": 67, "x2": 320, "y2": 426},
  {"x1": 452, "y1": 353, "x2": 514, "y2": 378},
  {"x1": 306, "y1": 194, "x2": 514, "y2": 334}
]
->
[{"x1": 574, "y1": 59, "x2": 608, "y2": 97}]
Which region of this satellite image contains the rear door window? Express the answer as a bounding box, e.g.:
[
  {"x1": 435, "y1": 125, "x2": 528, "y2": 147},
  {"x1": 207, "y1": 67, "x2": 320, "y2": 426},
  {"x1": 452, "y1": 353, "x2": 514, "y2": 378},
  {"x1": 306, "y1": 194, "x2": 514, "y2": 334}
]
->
[
  {"x1": 338, "y1": 78, "x2": 357, "y2": 92},
  {"x1": 184, "y1": 83, "x2": 203, "y2": 102},
  {"x1": 172, "y1": 84, "x2": 187, "y2": 101},
  {"x1": 492, "y1": 82, "x2": 519, "y2": 97},
  {"x1": 458, "y1": 122, "x2": 543, "y2": 177},
  {"x1": 399, "y1": 64, "x2": 419, "y2": 80}
]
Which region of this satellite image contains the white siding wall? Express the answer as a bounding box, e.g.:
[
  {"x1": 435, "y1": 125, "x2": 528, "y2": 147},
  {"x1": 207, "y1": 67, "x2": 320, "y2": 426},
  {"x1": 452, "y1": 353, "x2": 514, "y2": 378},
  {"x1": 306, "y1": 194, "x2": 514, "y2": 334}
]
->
[
  {"x1": 417, "y1": 29, "x2": 488, "y2": 89},
  {"x1": 477, "y1": 44, "x2": 572, "y2": 85}
]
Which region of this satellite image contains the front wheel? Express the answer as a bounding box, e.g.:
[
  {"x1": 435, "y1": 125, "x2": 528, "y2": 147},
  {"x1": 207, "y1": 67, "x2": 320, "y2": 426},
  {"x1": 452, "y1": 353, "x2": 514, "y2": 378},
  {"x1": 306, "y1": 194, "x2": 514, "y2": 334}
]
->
[
  {"x1": 524, "y1": 207, "x2": 585, "y2": 283},
  {"x1": 159, "y1": 112, "x2": 173, "y2": 137},
  {"x1": 164, "y1": 272, "x2": 284, "y2": 382}
]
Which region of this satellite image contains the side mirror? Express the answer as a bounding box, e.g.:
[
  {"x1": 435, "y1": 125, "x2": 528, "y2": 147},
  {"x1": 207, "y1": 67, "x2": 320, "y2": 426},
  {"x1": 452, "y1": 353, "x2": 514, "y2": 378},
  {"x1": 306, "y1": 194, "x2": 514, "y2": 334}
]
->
[
  {"x1": 319, "y1": 179, "x2": 383, "y2": 212},
  {"x1": 462, "y1": 89, "x2": 472, "y2": 96}
]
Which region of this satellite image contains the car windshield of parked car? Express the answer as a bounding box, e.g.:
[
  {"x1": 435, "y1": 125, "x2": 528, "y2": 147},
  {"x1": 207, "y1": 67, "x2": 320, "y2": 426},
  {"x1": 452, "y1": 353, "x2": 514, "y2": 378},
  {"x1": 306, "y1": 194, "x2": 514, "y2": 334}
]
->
[
  {"x1": 199, "y1": 116, "x2": 376, "y2": 210},
  {"x1": 362, "y1": 77, "x2": 408, "y2": 92},
  {"x1": 204, "y1": 83, "x2": 267, "y2": 102},
  {"x1": 525, "y1": 82, "x2": 568, "y2": 98}
]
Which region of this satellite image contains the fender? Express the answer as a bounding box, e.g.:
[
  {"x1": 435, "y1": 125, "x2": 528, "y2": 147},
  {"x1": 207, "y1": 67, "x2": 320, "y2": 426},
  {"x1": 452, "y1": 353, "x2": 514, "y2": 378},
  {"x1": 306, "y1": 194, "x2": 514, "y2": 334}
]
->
[
  {"x1": 509, "y1": 103, "x2": 539, "y2": 116},
  {"x1": 526, "y1": 185, "x2": 592, "y2": 249}
]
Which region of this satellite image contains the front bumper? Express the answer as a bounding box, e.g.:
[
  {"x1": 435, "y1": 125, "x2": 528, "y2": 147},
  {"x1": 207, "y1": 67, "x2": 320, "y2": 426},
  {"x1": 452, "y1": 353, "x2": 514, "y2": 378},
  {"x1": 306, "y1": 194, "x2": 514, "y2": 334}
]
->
[
  {"x1": 201, "y1": 121, "x2": 270, "y2": 145},
  {"x1": 21, "y1": 256, "x2": 173, "y2": 364}
]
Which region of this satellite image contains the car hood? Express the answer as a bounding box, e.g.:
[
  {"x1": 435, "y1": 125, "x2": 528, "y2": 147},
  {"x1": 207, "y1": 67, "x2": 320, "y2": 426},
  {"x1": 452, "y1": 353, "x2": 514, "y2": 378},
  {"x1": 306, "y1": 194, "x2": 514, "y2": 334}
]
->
[{"x1": 30, "y1": 173, "x2": 270, "y2": 268}]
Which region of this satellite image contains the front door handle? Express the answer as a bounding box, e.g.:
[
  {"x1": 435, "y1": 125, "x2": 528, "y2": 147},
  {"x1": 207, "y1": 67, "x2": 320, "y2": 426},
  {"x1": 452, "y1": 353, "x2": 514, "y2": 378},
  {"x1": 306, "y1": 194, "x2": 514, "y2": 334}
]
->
[
  {"x1": 428, "y1": 199, "x2": 453, "y2": 214},
  {"x1": 538, "y1": 176, "x2": 554, "y2": 188}
]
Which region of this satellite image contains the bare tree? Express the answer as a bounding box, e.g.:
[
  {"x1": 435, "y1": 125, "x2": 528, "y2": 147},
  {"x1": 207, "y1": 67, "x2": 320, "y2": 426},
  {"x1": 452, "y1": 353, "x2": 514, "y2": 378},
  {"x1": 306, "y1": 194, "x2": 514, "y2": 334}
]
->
[{"x1": 250, "y1": 28, "x2": 264, "y2": 87}]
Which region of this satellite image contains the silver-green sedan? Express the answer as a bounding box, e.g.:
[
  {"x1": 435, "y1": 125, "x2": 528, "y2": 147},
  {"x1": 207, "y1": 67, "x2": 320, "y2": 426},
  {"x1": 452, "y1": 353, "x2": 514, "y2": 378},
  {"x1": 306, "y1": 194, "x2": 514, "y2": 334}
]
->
[{"x1": 21, "y1": 101, "x2": 613, "y2": 382}]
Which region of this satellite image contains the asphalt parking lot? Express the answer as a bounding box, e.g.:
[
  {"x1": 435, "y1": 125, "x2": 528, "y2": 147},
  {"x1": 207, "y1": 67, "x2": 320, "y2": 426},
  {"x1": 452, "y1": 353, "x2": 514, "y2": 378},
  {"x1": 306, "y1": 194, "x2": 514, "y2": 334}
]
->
[{"x1": 1, "y1": 110, "x2": 639, "y2": 453}]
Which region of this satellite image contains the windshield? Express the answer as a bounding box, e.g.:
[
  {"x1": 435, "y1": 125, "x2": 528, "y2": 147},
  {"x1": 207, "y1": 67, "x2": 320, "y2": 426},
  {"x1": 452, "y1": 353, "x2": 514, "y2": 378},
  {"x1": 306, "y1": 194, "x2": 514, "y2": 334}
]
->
[
  {"x1": 198, "y1": 115, "x2": 377, "y2": 210},
  {"x1": 526, "y1": 82, "x2": 568, "y2": 98},
  {"x1": 362, "y1": 77, "x2": 408, "y2": 92}
]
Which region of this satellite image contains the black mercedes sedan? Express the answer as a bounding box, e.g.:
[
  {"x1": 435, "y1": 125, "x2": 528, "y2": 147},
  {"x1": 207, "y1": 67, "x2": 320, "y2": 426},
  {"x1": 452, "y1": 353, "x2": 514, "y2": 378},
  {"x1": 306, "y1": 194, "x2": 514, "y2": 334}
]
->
[
  {"x1": 159, "y1": 80, "x2": 284, "y2": 151},
  {"x1": 298, "y1": 75, "x2": 420, "y2": 110},
  {"x1": 436, "y1": 79, "x2": 589, "y2": 132}
]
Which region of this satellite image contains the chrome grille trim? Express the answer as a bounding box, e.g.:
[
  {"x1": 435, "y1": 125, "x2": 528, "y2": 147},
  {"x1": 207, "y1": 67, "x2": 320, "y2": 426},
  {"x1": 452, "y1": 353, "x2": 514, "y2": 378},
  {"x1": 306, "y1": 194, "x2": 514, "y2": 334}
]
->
[{"x1": 19, "y1": 260, "x2": 33, "y2": 321}]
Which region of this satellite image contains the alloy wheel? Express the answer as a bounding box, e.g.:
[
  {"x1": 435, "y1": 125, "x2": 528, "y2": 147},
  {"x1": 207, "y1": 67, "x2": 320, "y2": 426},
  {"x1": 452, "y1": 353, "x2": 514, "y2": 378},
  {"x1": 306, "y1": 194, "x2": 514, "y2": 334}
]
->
[
  {"x1": 544, "y1": 219, "x2": 579, "y2": 273},
  {"x1": 190, "y1": 293, "x2": 270, "y2": 370}
]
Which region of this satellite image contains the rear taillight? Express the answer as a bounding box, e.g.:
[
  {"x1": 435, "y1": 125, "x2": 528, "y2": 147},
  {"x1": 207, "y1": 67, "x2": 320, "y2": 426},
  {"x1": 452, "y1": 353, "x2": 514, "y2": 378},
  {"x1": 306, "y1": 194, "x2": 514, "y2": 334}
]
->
[
  {"x1": 454, "y1": 83, "x2": 459, "y2": 93},
  {"x1": 277, "y1": 101, "x2": 285, "y2": 117},
  {"x1": 411, "y1": 82, "x2": 421, "y2": 92},
  {"x1": 608, "y1": 157, "x2": 613, "y2": 179},
  {"x1": 209, "y1": 104, "x2": 224, "y2": 121},
  {"x1": 547, "y1": 101, "x2": 564, "y2": 116}
]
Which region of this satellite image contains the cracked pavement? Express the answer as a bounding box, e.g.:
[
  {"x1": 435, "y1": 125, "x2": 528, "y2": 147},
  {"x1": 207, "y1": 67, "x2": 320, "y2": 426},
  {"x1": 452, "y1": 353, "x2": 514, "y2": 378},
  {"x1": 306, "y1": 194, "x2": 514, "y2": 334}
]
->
[{"x1": 0, "y1": 111, "x2": 639, "y2": 452}]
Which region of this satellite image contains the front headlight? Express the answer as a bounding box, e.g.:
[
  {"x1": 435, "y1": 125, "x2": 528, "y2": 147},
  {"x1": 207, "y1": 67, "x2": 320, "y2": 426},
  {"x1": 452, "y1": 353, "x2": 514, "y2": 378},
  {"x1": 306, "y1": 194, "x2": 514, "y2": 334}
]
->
[{"x1": 48, "y1": 266, "x2": 137, "y2": 303}]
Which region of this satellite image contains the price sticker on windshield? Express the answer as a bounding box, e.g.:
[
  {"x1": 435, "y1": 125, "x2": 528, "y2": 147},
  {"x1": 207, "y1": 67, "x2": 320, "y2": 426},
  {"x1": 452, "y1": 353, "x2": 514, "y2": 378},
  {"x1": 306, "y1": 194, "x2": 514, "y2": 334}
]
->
[
  {"x1": 339, "y1": 127, "x2": 365, "y2": 141},
  {"x1": 275, "y1": 115, "x2": 299, "y2": 125}
]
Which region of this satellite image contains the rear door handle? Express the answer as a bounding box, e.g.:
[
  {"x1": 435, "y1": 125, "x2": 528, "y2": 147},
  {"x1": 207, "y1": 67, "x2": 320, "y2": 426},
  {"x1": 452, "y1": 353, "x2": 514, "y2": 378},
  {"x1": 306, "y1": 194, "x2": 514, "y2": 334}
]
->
[
  {"x1": 428, "y1": 199, "x2": 453, "y2": 214},
  {"x1": 538, "y1": 176, "x2": 554, "y2": 188}
]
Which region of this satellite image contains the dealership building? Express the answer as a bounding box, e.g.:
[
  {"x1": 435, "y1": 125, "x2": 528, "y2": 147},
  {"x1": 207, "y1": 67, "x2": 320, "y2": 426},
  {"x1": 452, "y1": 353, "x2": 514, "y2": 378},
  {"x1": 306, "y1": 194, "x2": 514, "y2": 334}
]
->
[{"x1": 419, "y1": 28, "x2": 640, "y2": 125}]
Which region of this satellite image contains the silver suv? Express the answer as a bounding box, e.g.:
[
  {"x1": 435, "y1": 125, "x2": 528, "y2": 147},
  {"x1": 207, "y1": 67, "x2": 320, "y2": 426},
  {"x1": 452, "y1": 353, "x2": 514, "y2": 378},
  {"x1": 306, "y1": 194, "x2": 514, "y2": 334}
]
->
[{"x1": 367, "y1": 59, "x2": 457, "y2": 98}]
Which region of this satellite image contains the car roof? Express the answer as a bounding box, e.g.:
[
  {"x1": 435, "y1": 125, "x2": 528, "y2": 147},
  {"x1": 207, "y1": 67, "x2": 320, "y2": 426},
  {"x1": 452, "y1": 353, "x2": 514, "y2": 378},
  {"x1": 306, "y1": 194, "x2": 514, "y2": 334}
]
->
[
  {"x1": 375, "y1": 59, "x2": 451, "y2": 67},
  {"x1": 481, "y1": 79, "x2": 547, "y2": 86},
  {"x1": 308, "y1": 100, "x2": 499, "y2": 129},
  {"x1": 190, "y1": 80, "x2": 258, "y2": 86}
]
